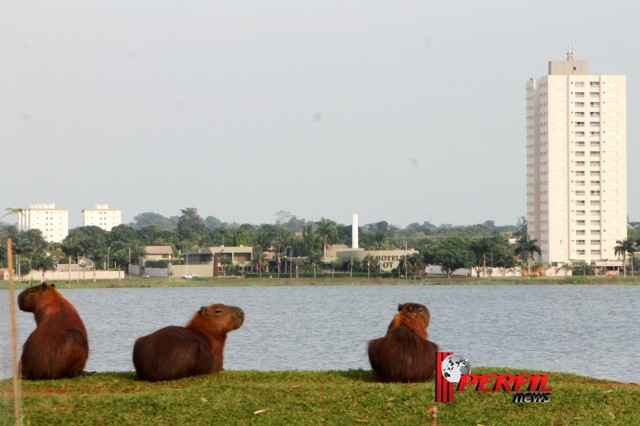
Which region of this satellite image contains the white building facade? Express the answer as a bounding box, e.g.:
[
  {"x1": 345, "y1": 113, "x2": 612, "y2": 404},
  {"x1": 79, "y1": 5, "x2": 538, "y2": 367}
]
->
[
  {"x1": 21, "y1": 203, "x2": 69, "y2": 243},
  {"x1": 82, "y1": 204, "x2": 122, "y2": 231},
  {"x1": 526, "y1": 50, "x2": 627, "y2": 266}
]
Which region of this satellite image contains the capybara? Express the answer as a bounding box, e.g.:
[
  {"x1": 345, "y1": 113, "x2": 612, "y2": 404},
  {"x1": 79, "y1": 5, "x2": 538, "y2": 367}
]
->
[
  {"x1": 368, "y1": 302, "x2": 438, "y2": 382},
  {"x1": 133, "y1": 303, "x2": 244, "y2": 381},
  {"x1": 18, "y1": 282, "x2": 89, "y2": 380}
]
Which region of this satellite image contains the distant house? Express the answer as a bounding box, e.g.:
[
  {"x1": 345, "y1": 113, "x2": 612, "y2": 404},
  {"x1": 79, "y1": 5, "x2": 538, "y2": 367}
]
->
[
  {"x1": 173, "y1": 246, "x2": 253, "y2": 277},
  {"x1": 208, "y1": 246, "x2": 252, "y2": 269},
  {"x1": 143, "y1": 246, "x2": 174, "y2": 263}
]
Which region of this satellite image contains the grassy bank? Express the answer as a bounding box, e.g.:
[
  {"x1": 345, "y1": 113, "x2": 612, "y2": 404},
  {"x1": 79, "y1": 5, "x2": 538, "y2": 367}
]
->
[
  {"x1": 2, "y1": 368, "x2": 638, "y2": 425},
  {"x1": 3, "y1": 275, "x2": 640, "y2": 290}
]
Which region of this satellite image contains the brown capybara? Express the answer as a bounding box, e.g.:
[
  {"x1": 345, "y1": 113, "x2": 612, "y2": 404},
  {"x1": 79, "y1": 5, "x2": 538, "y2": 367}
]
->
[
  {"x1": 18, "y1": 283, "x2": 89, "y2": 380},
  {"x1": 368, "y1": 302, "x2": 438, "y2": 382},
  {"x1": 132, "y1": 303, "x2": 244, "y2": 382}
]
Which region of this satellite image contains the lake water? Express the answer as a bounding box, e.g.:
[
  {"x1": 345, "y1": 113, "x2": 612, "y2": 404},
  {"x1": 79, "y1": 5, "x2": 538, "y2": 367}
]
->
[{"x1": 1, "y1": 284, "x2": 638, "y2": 383}]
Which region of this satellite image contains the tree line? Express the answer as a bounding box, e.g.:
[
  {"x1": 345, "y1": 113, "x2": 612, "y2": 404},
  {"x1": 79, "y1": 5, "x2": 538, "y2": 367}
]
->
[{"x1": 1, "y1": 208, "x2": 638, "y2": 278}]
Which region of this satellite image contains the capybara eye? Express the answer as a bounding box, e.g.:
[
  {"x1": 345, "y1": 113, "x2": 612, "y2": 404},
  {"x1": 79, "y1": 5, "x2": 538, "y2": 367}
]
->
[{"x1": 214, "y1": 310, "x2": 222, "y2": 314}]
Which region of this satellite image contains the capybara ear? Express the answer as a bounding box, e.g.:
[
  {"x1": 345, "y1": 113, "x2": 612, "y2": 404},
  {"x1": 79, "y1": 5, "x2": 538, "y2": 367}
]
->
[
  {"x1": 199, "y1": 307, "x2": 208, "y2": 317},
  {"x1": 51, "y1": 283, "x2": 56, "y2": 288},
  {"x1": 398, "y1": 304, "x2": 403, "y2": 312},
  {"x1": 408, "y1": 304, "x2": 415, "y2": 313}
]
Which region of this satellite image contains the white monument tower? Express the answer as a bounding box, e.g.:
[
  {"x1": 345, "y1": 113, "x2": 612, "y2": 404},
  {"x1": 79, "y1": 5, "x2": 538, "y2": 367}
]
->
[{"x1": 352, "y1": 212, "x2": 359, "y2": 249}]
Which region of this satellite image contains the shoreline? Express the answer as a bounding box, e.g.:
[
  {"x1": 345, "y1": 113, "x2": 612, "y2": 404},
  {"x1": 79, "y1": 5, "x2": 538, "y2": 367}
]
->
[{"x1": 3, "y1": 275, "x2": 640, "y2": 289}]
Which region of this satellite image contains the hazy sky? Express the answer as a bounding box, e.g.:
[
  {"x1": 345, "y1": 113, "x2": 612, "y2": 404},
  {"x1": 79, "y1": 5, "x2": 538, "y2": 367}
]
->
[{"x1": 3, "y1": 1, "x2": 639, "y2": 228}]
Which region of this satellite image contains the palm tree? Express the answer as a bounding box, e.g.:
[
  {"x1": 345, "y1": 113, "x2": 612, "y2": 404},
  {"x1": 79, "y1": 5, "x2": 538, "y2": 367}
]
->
[
  {"x1": 614, "y1": 239, "x2": 636, "y2": 277},
  {"x1": 31, "y1": 249, "x2": 56, "y2": 283},
  {"x1": 315, "y1": 218, "x2": 337, "y2": 260},
  {"x1": 555, "y1": 262, "x2": 573, "y2": 277},
  {"x1": 308, "y1": 251, "x2": 322, "y2": 279},
  {"x1": 470, "y1": 237, "x2": 492, "y2": 277},
  {"x1": 252, "y1": 248, "x2": 268, "y2": 278},
  {"x1": 494, "y1": 251, "x2": 516, "y2": 277},
  {"x1": 0, "y1": 243, "x2": 7, "y2": 267},
  {"x1": 12, "y1": 234, "x2": 33, "y2": 281},
  {"x1": 514, "y1": 235, "x2": 541, "y2": 278}
]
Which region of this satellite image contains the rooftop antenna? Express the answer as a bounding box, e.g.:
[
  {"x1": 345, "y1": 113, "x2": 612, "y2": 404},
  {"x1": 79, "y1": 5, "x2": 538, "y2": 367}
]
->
[{"x1": 566, "y1": 46, "x2": 575, "y2": 61}]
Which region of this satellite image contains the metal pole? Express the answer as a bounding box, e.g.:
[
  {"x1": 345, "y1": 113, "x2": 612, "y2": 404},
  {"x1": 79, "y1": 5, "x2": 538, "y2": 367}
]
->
[{"x1": 7, "y1": 238, "x2": 23, "y2": 425}]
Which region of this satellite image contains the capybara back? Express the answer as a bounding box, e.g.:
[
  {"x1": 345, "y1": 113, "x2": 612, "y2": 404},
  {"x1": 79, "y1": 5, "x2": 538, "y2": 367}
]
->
[
  {"x1": 18, "y1": 283, "x2": 89, "y2": 380},
  {"x1": 368, "y1": 302, "x2": 437, "y2": 382}
]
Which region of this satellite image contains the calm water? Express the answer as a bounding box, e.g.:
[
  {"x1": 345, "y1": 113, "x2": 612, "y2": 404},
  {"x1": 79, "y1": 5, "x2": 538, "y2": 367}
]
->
[{"x1": 1, "y1": 285, "x2": 639, "y2": 383}]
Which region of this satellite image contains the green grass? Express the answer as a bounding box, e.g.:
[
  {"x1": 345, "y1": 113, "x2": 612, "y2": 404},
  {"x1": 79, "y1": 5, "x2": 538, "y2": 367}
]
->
[
  {"x1": 3, "y1": 275, "x2": 640, "y2": 290},
  {"x1": 2, "y1": 368, "x2": 639, "y2": 425}
]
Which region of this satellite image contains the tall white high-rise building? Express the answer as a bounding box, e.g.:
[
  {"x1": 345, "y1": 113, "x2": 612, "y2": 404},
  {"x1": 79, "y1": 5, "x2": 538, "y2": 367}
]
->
[
  {"x1": 21, "y1": 203, "x2": 69, "y2": 243},
  {"x1": 82, "y1": 204, "x2": 122, "y2": 231},
  {"x1": 526, "y1": 49, "x2": 627, "y2": 266}
]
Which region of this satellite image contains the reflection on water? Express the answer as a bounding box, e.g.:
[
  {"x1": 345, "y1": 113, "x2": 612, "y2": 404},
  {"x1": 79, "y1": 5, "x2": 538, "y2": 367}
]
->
[{"x1": 1, "y1": 285, "x2": 639, "y2": 382}]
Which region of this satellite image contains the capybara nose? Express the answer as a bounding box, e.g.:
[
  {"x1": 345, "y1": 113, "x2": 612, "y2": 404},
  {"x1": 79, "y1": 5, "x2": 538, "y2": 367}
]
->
[{"x1": 237, "y1": 308, "x2": 245, "y2": 318}]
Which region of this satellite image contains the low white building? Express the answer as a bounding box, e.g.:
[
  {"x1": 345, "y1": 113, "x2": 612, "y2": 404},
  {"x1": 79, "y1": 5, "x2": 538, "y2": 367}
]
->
[{"x1": 328, "y1": 245, "x2": 418, "y2": 273}]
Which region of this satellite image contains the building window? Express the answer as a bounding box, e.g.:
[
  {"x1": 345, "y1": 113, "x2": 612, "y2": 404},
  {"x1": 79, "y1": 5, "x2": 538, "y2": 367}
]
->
[{"x1": 577, "y1": 249, "x2": 586, "y2": 255}]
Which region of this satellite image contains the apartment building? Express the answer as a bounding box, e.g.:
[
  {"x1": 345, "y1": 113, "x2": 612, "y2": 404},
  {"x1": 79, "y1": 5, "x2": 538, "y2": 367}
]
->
[
  {"x1": 21, "y1": 203, "x2": 69, "y2": 243},
  {"x1": 526, "y1": 49, "x2": 627, "y2": 266},
  {"x1": 82, "y1": 204, "x2": 122, "y2": 231}
]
